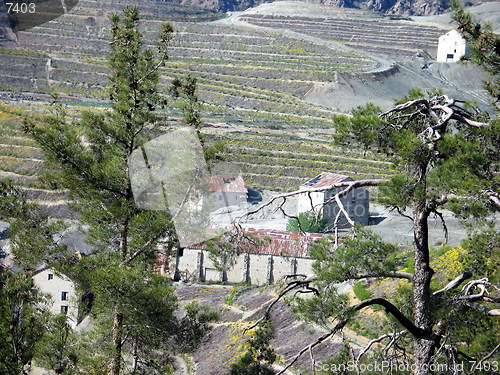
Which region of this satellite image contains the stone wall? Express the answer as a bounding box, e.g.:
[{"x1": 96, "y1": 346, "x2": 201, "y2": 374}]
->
[
  {"x1": 323, "y1": 187, "x2": 370, "y2": 229},
  {"x1": 176, "y1": 248, "x2": 315, "y2": 285}
]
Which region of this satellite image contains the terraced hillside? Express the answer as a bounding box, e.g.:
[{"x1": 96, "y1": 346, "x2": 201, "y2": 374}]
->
[
  {"x1": 6, "y1": 5, "x2": 373, "y2": 115},
  {"x1": 217, "y1": 132, "x2": 397, "y2": 191},
  {"x1": 239, "y1": 14, "x2": 446, "y2": 58},
  {"x1": 0, "y1": 101, "x2": 393, "y2": 213},
  {"x1": 2, "y1": 0, "x2": 435, "y2": 203},
  {"x1": 0, "y1": 104, "x2": 74, "y2": 217}
]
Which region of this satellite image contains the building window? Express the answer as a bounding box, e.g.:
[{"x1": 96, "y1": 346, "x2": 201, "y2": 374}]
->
[
  {"x1": 61, "y1": 291, "x2": 68, "y2": 301},
  {"x1": 61, "y1": 305, "x2": 68, "y2": 314},
  {"x1": 447, "y1": 54, "x2": 454, "y2": 59},
  {"x1": 48, "y1": 274, "x2": 53, "y2": 280}
]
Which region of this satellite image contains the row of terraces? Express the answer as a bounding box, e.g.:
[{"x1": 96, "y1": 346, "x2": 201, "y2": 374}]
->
[
  {"x1": 239, "y1": 14, "x2": 448, "y2": 58},
  {"x1": 208, "y1": 131, "x2": 397, "y2": 192},
  {"x1": 1, "y1": 0, "x2": 375, "y2": 124}
]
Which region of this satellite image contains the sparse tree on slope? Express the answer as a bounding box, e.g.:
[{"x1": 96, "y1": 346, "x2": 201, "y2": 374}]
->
[{"x1": 21, "y1": 6, "x2": 215, "y2": 375}]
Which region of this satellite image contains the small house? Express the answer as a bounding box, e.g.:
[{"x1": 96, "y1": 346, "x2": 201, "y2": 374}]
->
[
  {"x1": 32, "y1": 267, "x2": 78, "y2": 327},
  {"x1": 298, "y1": 172, "x2": 369, "y2": 229},
  {"x1": 207, "y1": 174, "x2": 247, "y2": 210},
  {"x1": 437, "y1": 29, "x2": 468, "y2": 63}
]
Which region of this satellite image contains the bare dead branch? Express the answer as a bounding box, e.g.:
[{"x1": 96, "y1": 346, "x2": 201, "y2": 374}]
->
[
  {"x1": 454, "y1": 278, "x2": 500, "y2": 304},
  {"x1": 384, "y1": 331, "x2": 408, "y2": 356},
  {"x1": 277, "y1": 297, "x2": 436, "y2": 375},
  {"x1": 125, "y1": 227, "x2": 171, "y2": 265},
  {"x1": 433, "y1": 271, "x2": 473, "y2": 296},
  {"x1": 449, "y1": 346, "x2": 476, "y2": 362},
  {"x1": 450, "y1": 113, "x2": 488, "y2": 128},
  {"x1": 334, "y1": 192, "x2": 354, "y2": 227},
  {"x1": 425, "y1": 194, "x2": 455, "y2": 214},
  {"x1": 356, "y1": 331, "x2": 406, "y2": 363},
  {"x1": 431, "y1": 209, "x2": 448, "y2": 244},
  {"x1": 380, "y1": 98, "x2": 431, "y2": 118},
  {"x1": 308, "y1": 345, "x2": 315, "y2": 374},
  {"x1": 350, "y1": 272, "x2": 414, "y2": 281},
  {"x1": 277, "y1": 319, "x2": 348, "y2": 375},
  {"x1": 486, "y1": 190, "x2": 500, "y2": 210},
  {"x1": 284, "y1": 274, "x2": 307, "y2": 280},
  {"x1": 459, "y1": 295, "x2": 500, "y2": 303},
  {"x1": 392, "y1": 206, "x2": 413, "y2": 221},
  {"x1": 462, "y1": 278, "x2": 500, "y2": 295},
  {"x1": 380, "y1": 96, "x2": 488, "y2": 153},
  {"x1": 277, "y1": 205, "x2": 306, "y2": 235},
  {"x1": 245, "y1": 275, "x2": 318, "y2": 332},
  {"x1": 477, "y1": 343, "x2": 500, "y2": 365}
]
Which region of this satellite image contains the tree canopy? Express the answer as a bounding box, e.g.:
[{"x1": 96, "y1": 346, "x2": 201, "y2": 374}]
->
[
  {"x1": 1, "y1": 6, "x2": 216, "y2": 375},
  {"x1": 254, "y1": 89, "x2": 499, "y2": 375},
  {"x1": 286, "y1": 211, "x2": 327, "y2": 233}
]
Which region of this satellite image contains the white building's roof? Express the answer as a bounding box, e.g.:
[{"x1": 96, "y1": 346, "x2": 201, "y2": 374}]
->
[{"x1": 439, "y1": 29, "x2": 464, "y2": 40}]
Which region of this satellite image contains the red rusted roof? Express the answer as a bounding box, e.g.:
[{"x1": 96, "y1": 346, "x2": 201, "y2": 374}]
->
[
  {"x1": 241, "y1": 228, "x2": 330, "y2": 258},
  {"x1": 208, "y1": 175, "x2": 247, "y2": 193},
  {"x1": 185, "y1": 227, "x2": 331, "y2": 258},
  {"x1": 301, "y1": 172, "x2": 350, "y2": 189}
]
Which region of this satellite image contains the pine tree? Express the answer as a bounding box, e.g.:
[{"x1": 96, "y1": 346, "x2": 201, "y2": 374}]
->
[
  {"x1": 251, "y1": 88, "x2": 499, "y2": 374},
  {"x1": 21, "y1": 6, "x2": 215, "y2": 374},
  {"x1": 0, "y1": 272, "x2": 50, "y2": 375}
]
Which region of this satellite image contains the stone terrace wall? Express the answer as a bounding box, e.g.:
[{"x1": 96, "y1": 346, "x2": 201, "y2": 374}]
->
[{"x1": 177, "y1": 249, "x2": 315, "y2": 285}]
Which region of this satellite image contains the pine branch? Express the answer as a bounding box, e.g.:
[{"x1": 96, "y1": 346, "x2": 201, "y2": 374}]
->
[{"x1": 277, "y1": 297, "x2": 436, "y2": 374}]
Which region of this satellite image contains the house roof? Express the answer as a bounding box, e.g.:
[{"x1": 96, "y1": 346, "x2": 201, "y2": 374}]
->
[
  {"x1": 440, "y1": 29, "x2": 464, "y2": 40},
  {"x1": 208, "y1": 175, "x2": 247, "y2": 193},
  {"x1": 301, "y1": 172, "x2": 350, "y2": 189},
  {"x1": 241, "y1": 228, "x2": 329, "y2": 257}
]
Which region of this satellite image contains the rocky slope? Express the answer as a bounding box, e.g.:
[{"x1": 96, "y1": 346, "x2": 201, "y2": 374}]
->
[
  {"x1": 322, "y1": 0, "x2": 449, "y2": 16},
  {"x1": 184, "y1": 0, "x2": 489, "y2": 15},
  {"x1": 0, "y1": 1, "x2": 16, "y2": 46}
]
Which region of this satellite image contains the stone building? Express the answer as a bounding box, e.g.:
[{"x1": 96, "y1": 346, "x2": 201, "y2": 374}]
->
[
  {"x1": 297, "y1": 172, "x2": 369, "y2": 230},
  {"x1": 207, "y1": 174, "x2": 247, "y2": 210},
  {"x1": 160, "y1": 229, "x2": 329, "y2": 284}
]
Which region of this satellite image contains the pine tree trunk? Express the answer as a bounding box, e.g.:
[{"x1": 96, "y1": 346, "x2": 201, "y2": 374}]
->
[
  {"x1": 109, "y1": 305, "x2": 123, "y2": 375},
  {"x1": 119, "y1": 219, "x2": 129, "y2": 261},
  {"x1": 111, "y1": 219, "x2": 129, "y2": 375},
  {"x1": 411, "y1": 166, "x2": 435, "y2": 375}
]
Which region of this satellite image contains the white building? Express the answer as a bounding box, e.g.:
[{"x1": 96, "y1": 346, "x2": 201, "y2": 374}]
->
[
  {"x1": 32, "y1": 267, "x2": 78, "y2": 327},
  {"x1": 437, "y1": 29, "x2": 468, "y2": 63},
  {"x1": 298, "y1": 172, "x2": 370, "y2": 230}
]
